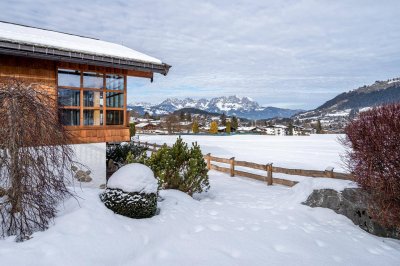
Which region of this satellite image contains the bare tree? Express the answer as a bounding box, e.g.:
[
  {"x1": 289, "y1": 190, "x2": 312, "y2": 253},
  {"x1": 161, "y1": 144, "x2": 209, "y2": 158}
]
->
[{"x1": 0, "y1": 78, "x2": 76, "y2": 241}]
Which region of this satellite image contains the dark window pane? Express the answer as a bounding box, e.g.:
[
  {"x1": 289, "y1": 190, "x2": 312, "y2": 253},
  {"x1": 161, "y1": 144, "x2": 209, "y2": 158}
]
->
[
  {"x1": 83, "y1": 72, "x2": 103, "y2": 88},
  {"x1": 58, "y1": 88, "x2": 80, "y2": 106},
  {"x1": 106, "y1": 110, "x2": 124, "y2": 125},
  {"x1": 58, "y1": 69, "x2": 81, "y2": 87},
  {"x1": 84, "y1": 110, "x2": 103, "y2": 126},
  {"x1": 59, "y1": 109, "x2": 80, "y2": 126},
  {"x1": 106, "y1": 74, "x2": 124, "y2": 90},
  {"x1": 84, "y1": 91, "x2": 103, "y2": 107},
  {"x1": 106, "y1": 92, "x2": 124, "y2": 108}
]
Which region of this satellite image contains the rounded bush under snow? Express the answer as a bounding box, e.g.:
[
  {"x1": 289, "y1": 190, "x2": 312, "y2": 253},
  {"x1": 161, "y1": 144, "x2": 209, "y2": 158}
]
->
[{"x1": 100, "y1": 163, "x2": 158, "y2": 219}]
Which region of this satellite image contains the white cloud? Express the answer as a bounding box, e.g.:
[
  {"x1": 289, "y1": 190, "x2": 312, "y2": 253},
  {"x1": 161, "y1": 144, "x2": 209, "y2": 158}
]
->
[{"x1": 1, "y1": 0, "x2": 399, "y2": 109}]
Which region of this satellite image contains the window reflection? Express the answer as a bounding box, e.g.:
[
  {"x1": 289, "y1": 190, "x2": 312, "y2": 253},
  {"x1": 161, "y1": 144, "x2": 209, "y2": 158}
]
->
[
  {"x1": 60, "y1": 109, "x2": 80, "y2": 126},
  {"x1": 106, "y1": 110, "x2": 124, "y2": 125},
  {"x1": 106, "y1": 92, "x2": 124, "y2": 108},
  {"x1": 106, "y1": 74, "x2": 124, "y2": 90},
  {"x1": 58, "y1": 89, "x2": 80, "y2": 106},
  {"x1": 83, "y1": 72, "x2": 103, "y2": 88},
  {"x1": 58, "y1": 69, "x2": 80, "y2": 87},
  {"x1": 84, "y1": 91, "x2": 103, "y2": 107},
  {"x1": 83, "y1": 110, "x2": 103, "y2": 126}
]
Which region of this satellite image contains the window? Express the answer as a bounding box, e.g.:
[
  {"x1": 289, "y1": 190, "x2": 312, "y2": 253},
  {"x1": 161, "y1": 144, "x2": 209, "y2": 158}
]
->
[
  {"x1": 60, "y1": 109, "x2": 80, "y2": 126},
  {"x1": 83, "y1": 110, "x2": 103, "y2": 126},
  {"x1": 58, "y1": 89, "x2": 80, "y2": 106},
  {"x1": 83, "y1": 72, "x2": 103, "y2": 88},
  {"x1": 106, "y1": 74, "x2": 124, "y2": 90},
  {"x1": 84, "y1": 91, "x2": 103, "y2": 107},
  {"x1": 58, "y1": 69, "x2": 125, "y2": 127},
  {"x1": 106, "y1": 110, "x2": 124, "y2": 125},
  {"x1": 106, "y1": 92, "x2": 124, "y2": 108},
  {"x1": 58, "y1": 69, "x2": 81, "y2": 87}
]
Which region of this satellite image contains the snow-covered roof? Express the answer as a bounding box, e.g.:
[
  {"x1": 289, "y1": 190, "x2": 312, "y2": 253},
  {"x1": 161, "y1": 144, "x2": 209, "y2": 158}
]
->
[
  {"x1": 136, "y1": 123, "x2": 156, "y2": 128},
  {"x1": 0, "y1": 21, "x2": 171, "y2": 75},
  {"x1": 0, "y1": 21, "x2": 161, "y2": 64}
]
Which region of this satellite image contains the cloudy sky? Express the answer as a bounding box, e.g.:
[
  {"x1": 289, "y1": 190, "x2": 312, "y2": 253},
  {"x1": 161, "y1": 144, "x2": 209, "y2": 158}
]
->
[{"x1": 1, "y1": 0, "x2": 399, "y2": 109}]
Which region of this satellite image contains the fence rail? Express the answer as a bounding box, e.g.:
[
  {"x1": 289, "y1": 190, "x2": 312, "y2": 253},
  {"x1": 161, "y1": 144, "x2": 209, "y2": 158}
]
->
[{"x1": 132, "y1": 140, "x2": 354, "y2": 187}]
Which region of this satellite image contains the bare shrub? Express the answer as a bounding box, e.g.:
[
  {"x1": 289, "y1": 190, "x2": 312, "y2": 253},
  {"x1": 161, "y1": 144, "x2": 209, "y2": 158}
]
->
[
  {"x1": 341, "y1": 103, "x2": 400, "y2": 228},
  {"x1": 0, "y1": 78, "x2": 76, "y2": 241}
]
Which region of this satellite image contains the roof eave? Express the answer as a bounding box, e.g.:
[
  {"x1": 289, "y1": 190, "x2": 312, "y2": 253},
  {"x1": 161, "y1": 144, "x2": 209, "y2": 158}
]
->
[{"x1": 0, "y1": 39, "x2": 171, "y2": 76}]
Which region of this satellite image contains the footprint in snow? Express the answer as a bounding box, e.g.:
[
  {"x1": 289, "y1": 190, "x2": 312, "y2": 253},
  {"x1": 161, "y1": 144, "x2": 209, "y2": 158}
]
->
[
  {"x1": 208, "y1": 210, "x2": 218, "y2": 216},
  {"x1": 278, "y1": 225, "x2": 288, "y2": 230},
  {"x1": 208, "y1": 224, "x2": 224, "y2": 231},
  {"x1": 194, "y1": 225, "x2": 205, "y2": 233},
  {"x1": 332, "y1": 255, "x2": 343, "y2": 262},
  {"x1": 273, "y1": 245, "x2": 286, "y2": 252},
  {"x1": 367, "y1": 248, "x2": 382, "y2": 255},
  {"x1": 315, "y1": 240, "x2": 326, "y2": 247}
]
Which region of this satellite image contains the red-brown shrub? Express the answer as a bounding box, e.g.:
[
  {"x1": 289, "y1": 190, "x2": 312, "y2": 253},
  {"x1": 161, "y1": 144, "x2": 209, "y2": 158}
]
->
[{"x1": 342, "y1": 103, "x2": 400, "y2": 228}]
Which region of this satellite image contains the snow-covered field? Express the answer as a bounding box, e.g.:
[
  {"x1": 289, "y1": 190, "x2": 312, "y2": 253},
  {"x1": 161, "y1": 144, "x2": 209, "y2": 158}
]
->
[
  {"x1": 2, "y1": 134, "x2": 400, "y2": 265},
  {"x1": 138, "y1": 134, "x2": 347, "y2": 172},
  {"x1": 1, "y1": 172, "x2": 399, "y2": 266}
]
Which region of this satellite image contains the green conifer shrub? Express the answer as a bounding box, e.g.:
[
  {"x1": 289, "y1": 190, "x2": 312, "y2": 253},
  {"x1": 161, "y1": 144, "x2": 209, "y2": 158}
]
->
[{"x1": 140, "y1": 137, "x2": 209, "y2": 196}]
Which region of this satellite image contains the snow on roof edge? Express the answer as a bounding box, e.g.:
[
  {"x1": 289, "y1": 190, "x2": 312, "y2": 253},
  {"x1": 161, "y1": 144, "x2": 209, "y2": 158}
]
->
[{"x1": 0, "y1": 21, "x2": 164, "y2": 65}]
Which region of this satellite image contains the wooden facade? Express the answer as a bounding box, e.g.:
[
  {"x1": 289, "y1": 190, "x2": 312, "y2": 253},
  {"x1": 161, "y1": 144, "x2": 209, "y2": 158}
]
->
[{"x1": 0, "y1": 54, "x2": 153, "y2": 144}]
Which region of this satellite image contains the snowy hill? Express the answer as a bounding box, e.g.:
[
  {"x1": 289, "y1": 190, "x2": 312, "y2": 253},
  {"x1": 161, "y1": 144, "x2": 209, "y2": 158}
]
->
[
  {"x1": 129, "y1": 95, "x2": 303, "y2": 120},
  {"x1": 294, "y1": 77, "x2": 400, "y2": 122}
]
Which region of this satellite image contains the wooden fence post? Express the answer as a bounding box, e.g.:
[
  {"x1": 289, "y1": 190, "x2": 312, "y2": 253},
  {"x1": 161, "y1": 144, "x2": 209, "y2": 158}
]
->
[
  {"x1": 267, "y1": 163, "x2": 273, "y2": 185},
  {"x1": 325, "y1": 166, "x2": 334, "y2": 178},
  {"x1": 206, "y1": 153, "x2": 211, "y2": 170},
  {"x1": 138, "y1": 141, "x2": 141, "y2": 147},
  {"x1": 230, "y1": 157, "x2": 235, "y2": 177}
]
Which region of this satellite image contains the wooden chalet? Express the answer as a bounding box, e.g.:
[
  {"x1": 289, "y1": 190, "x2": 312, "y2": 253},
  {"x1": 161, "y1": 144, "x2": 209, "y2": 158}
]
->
[{"x1": 0, "y1": 21, "x2": 170, "y2": 144}]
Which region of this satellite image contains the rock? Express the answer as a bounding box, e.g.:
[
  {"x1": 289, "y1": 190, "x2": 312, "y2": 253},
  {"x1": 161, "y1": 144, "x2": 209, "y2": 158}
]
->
[
  {"x1": 303, "y1": 188, "x2": 400, "y2": 239},
  {"x1": 74, "y1": 169, "x2": 92, "y2": 183},
  {"x1": 71, "y1": 165, "x2": 78, "y2": 172},
  {"x1": 85, "y1": 170, "x2": 92, "y2": 175}
]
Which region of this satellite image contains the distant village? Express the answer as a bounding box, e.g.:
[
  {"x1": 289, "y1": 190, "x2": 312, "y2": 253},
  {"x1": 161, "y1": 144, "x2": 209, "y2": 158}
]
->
[{"x1": 130, "y1": 111, "x2": 323, "y2": 136}]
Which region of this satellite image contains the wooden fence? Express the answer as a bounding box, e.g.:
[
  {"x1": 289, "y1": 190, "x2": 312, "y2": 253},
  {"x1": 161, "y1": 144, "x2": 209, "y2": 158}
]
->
[{"x1": 133, "y1": 140, "x2": 354, "y2": 187}]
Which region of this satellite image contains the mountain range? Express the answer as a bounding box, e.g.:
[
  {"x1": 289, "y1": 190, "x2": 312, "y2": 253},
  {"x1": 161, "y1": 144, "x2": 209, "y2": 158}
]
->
[
  {"x1": 294, "y1": 77, "x2": 400, "y2": 121},
  {"x1": 129, "y1": 96, "x2": 303, "y2": 120}
]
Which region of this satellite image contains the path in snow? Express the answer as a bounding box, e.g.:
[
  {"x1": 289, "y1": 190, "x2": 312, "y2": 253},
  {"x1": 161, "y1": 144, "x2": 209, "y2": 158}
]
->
[{"x1": 1, "y1": 171, "x2": 399, "y2": 266}]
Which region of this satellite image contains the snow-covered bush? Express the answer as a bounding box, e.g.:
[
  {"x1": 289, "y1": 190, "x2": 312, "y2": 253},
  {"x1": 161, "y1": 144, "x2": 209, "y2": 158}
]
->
[
  {"x1": 140, "y1": 137, "x2": 209, "y2": 196},
  {"x1": 100, "y1": 163, "x2": 158, "y2": 219},
  {"x1": 342, "y1": 103, "x2": 400, "y2": 228}
]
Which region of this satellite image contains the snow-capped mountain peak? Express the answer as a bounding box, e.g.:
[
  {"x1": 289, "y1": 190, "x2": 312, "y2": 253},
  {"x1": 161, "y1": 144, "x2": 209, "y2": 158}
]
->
[{"x1": 129, "y1": 95, "x2": 302, "y2": 119}]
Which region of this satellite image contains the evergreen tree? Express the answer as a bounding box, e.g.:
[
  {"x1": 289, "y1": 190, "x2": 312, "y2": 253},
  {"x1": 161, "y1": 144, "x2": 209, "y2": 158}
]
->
[
  {"x1": 316, "y1": 120, "x2": 323, "y2": 134},
  {"x1": 231, "y1": 116, "x2": 238, "y2": 129},
  {"x1": 192, "y1": 120, "x2": 199, "y2": 134},
  {"x1": 186, "y1": 112, "x2": 192, "y2": 122},
  {"x1": 144, "y1": 111, "x2": 150, "y2": 119},
  {"x1": 288, "y1": 122, "x2": 293, "y2": 136},
  {"x1": 209, "y1": 121, "x2": 218, "y2": 134},
  {"x1": 179, "y1": 111, "x2": 185, "y2": 121},
  {"x1": 129, "y1": 123, "x2": 136, "y2": 139},
  {"x1": 220, "y1": 113, "x2": 227, "y2": 126},
  {"x1": 226, "y1": 121, "x2": 231, "y2": 134},
  {"x1": 141, "y1": 137, "x2": 209, "y2": 196}
]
